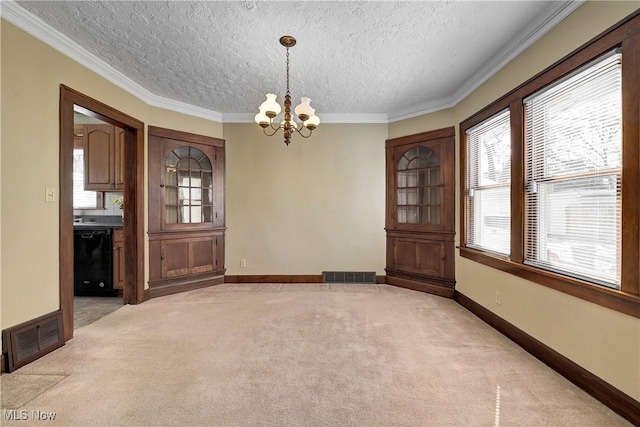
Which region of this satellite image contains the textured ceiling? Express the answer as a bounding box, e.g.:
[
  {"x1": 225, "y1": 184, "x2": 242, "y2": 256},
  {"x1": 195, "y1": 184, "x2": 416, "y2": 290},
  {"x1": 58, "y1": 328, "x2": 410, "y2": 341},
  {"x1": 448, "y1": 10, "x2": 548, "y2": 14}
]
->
[{"x1": 13, "y1": 1, "x2": 576, "y2": 121}]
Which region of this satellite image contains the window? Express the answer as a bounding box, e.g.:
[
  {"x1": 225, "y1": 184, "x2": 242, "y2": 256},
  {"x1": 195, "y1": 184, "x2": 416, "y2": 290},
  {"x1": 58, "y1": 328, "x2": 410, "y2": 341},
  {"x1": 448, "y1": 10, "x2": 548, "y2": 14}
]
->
[
  {"x1": 396, "y1": 147, "x2": 441, "y2": 225},
  {"x1": 466, "y1": 110, "x2": 511, "y2": 255},
  {"x1": 459, "y1": 11, "x2": 639, "y2": 318},
  {"x1": 524, "y1": 51, "x2": 622, "y2": 289},
  {"x1": 73, "y1": 148, "x2": 100, "y2": 209}
]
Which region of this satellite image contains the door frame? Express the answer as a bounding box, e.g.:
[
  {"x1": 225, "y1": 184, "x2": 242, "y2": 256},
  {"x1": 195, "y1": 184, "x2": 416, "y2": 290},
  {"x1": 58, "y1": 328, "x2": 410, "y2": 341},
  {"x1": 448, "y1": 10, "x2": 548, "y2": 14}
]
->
[{"x1": 59, "y1": 85, "x2": 145, "y2": 341}]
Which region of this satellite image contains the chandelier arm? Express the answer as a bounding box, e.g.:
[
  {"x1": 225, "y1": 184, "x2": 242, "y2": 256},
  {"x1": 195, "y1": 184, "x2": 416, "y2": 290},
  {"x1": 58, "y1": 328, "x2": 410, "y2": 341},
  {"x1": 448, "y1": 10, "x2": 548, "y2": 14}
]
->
[
  {"x1": 262, "y1": 126, "x2": 281, "y2": 137},
  {"x1": 292, "y1": 126, "x2": 314, "y2": 139}
]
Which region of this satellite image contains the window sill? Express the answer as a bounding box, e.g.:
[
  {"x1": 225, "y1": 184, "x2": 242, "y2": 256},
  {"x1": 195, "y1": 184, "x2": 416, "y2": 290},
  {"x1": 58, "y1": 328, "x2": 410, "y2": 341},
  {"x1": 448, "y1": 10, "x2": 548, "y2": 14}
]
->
[{"x1": 459, "y1": 246, "x2": 640, "y2": 319}]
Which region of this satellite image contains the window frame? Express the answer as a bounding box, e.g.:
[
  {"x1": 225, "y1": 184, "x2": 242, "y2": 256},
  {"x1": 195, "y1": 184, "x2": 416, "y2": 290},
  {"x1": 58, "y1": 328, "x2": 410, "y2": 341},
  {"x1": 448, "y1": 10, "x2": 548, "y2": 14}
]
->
[{"x1": 459, "y1": 10, "x2": 640, "y2": 318}]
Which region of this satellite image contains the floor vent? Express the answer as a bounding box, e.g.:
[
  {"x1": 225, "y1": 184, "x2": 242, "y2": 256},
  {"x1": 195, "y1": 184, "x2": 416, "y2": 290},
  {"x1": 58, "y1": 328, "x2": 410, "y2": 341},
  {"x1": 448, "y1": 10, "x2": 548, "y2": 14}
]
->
[
  {"x1": 2, "y1": 310, "x2": 64, "y2": 373},
  {"x1": 322, "y1": 271, "x2": 376, "y2": 284}
]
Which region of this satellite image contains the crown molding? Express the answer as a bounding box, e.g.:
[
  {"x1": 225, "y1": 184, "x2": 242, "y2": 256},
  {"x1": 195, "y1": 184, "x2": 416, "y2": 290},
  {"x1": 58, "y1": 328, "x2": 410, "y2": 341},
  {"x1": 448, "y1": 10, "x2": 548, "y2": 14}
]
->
[{"x1": 1, "y1": 1, "x2": 224, "y2": 122}]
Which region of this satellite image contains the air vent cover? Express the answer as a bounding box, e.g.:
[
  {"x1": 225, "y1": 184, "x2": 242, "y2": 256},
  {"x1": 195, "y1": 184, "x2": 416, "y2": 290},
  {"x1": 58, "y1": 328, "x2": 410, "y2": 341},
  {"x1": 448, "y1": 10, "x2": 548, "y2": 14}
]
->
[
  {"x1": 322, "y1": 271, "x2": 376, "y2": 284},
  {"x1": 2, "y1": 310, "x2": 64, "y2": 373}
]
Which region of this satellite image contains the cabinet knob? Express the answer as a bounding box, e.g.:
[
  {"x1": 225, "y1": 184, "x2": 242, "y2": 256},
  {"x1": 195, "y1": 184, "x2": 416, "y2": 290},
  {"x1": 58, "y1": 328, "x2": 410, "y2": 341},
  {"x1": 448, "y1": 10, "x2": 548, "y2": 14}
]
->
[
  {"x1": 159, "y1": 184, "x2": 165, "y2": 188},
  {"x1": 160, "y1": 255, "x2": 165, "y2": 260}
]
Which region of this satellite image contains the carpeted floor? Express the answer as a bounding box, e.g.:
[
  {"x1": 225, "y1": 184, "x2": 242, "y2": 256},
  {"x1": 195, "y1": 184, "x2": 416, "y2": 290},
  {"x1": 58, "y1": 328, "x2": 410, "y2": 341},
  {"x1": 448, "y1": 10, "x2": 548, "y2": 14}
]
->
[{"x1": 0, "y1": 284, "x2": 630, "y2": 426}]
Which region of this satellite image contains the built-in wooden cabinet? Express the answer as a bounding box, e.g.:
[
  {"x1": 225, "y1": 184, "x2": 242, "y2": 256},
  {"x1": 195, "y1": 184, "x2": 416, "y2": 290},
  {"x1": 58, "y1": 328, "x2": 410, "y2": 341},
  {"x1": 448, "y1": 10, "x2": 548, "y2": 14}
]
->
[
  {"x1": 112, "y1": 228, "x2": 125, "y2": 290},
  {"x1": 78, "y1": 124, "x2": 124, "y2": 191},
  {"x1": 148, "y1": 126, "x2": 225, "y2": 298},
  {"x1": 385, "y1": 127, "x2": 455, "y2": 297}
]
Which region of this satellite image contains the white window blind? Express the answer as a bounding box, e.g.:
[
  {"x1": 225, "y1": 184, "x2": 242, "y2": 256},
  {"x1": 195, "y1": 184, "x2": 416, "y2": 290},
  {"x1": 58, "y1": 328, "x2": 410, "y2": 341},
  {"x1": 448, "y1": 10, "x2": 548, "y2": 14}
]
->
[
  {"x1": 73, "y1": 148, "x2": 98, "y2": 209},
  {"x1": 466, "y1": 109, "x2": 511, "y2": 255},
  {"x1": 524, "y1": 50, "x2": 622, "y2": 289}
]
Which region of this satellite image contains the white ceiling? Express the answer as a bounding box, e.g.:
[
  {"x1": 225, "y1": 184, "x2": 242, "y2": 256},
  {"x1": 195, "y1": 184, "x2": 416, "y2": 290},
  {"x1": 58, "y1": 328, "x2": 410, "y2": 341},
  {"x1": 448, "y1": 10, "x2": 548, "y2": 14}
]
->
[{"x1": 8, "y1": 1, "x2": 581, "y2": 123}]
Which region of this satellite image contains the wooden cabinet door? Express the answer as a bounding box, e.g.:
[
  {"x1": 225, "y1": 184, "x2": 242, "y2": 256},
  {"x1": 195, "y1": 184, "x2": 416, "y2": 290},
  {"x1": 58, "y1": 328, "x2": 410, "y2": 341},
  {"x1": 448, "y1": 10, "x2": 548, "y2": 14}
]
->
[
  {"x1": 160, "y1": 235, "x2": 219, "y2": 278},
  {"x1": 112, "y1": 228, "x2": 125, "y2": 290},
  {"x1": 114, "y1": 127, "x2": 125, "y2": 190},
  {"x1": 85, "y1": 124, "x2": 115, "y2": 191}
]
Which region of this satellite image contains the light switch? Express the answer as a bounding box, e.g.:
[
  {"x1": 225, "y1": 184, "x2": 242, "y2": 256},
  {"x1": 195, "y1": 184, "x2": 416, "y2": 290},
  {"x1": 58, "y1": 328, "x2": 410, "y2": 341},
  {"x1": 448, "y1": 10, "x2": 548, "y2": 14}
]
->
[{"x1": 45, "y1": 187, "x2": 55, "y2": 203}]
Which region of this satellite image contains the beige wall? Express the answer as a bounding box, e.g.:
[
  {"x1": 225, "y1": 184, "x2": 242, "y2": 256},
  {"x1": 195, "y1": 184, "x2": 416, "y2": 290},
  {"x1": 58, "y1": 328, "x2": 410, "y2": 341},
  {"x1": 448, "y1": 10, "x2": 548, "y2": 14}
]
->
[
  {"x1": 389, "y1": 1, "x2": 640, "y2": 401},
  {"x1": 223, "y1": 123, "x2": 387, "y2": 276},
  {"x1": 0, "y1": 20, "x2": 224, "y2": 333}
]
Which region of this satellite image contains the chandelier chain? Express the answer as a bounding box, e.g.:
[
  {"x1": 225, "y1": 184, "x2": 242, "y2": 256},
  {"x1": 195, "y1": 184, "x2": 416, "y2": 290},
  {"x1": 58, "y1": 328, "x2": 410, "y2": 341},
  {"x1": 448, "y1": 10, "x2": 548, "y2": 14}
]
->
[{"x1": 286, "y1": 47, "x2": 290, "y2": 96}]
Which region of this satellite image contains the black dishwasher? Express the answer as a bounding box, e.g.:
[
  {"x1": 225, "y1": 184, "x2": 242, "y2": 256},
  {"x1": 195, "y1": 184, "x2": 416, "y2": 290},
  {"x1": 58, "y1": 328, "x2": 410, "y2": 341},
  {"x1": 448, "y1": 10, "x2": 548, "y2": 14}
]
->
[{"x1": 74, "y1": 228, "x2": 116, "y2": 296}]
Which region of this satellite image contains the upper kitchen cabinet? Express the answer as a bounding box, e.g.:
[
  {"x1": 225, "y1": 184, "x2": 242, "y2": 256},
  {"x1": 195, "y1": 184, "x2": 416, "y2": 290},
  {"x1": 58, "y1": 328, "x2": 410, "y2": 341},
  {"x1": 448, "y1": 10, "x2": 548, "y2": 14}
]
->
[{"x1": 83, "y1": 124, "x2": 125, "y2": 191}]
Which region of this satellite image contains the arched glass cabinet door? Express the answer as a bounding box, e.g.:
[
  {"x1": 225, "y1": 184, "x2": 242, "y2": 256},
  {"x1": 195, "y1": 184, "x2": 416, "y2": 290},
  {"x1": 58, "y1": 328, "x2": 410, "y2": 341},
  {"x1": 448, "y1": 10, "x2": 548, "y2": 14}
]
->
[
  {"x1": 164, "y1": 146, "x2": 214, "y2": 224},
  {"x1": 396, "y1": 146, "x2": 441, "y2": 225}
]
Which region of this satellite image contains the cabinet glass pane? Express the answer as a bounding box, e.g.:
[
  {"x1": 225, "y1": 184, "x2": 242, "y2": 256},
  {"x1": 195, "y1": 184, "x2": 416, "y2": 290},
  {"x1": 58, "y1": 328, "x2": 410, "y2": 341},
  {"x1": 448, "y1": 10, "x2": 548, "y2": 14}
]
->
[
  {"x1": 191, "y1": 206, "x2": 202, "y2": 223},
  {"x1": 407, "y1": 171, "x2": 417, "y2": 187},
  {"x1": 397, "y1": 189, "x2": 407, "y2": 205},
  {"x1": 203, "y1": 189, "x2": 212, "y2": 204},
  {"x1": 177, "y1": 158, "x2": 190, "y2": 169},
  {"x1": 166, "y1": 187, "x2": 178, "y2": 205},
  {"x1": 166, "y1": 152, "x2": 179, "y2": 168},
  {"x1": 180, "y1": 206, "x2": 190, "y2": 223},
  {"x1": 189, "y1": 158, "x2": 200, "y2": 171},
  {"x1": 174, "y1": 146, "x2": 189, "y2": 159},
  {"x1": 429, "y1": 188, "x2": 441, "y2": 205},
  {"x1": 397, "y1": 207, "x2": 407, "y2": 223},
  {"x1": 201, "y1": 157, "x2": 212, "y2": 171},
  {"x1": 397, "y1": 172, "x2": 407, "y2": 188},
  {"x1": 429, "y1": 168, "x2": 440, "y2": 186},
  {"x1": 203, "y1": 206, "x2": 213, "y2": 222},
  {"x1": 165, "y1": 169, "x2": 177, "y2": 186},
  {"x1": 203, "y1": 172, "x2": 213, "y2": 188},
  {"x1": 406, "y1": 207, "x2": 418, "y2": 223},
  {"x1": 407, "y1": 189, "x2": 417, "y2": 205},
  {"x1": 426, "y1": 153, "x2": 440, "y2": 167},
  {"x1": 178, "y1": 170, "x2": 190, "y2": 186},
  {"x1": 191, "y1": 188, "x2": 202, "y2": 202},
  {"x1": 191, "y1": 171, "x2": 202, "y2": 186},
  {"x1": 166, "y1": 206, "x2": 178, "y2": 224},
  {"x1": 178, "y1": 187, "x2": 189, "y2": 201},
  {"x1": 398, "y1": 156, "x2": 409, "y2": 170},
  {"x1": 418, "y1": 170, "x2": 428, "y2": 186}
]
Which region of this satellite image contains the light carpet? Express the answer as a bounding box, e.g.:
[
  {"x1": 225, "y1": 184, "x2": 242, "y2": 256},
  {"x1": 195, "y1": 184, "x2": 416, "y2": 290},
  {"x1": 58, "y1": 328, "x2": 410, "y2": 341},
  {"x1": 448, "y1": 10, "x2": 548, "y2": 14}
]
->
[{"x1": 0, "y1": 283, "x2": 630, "y2": 426}]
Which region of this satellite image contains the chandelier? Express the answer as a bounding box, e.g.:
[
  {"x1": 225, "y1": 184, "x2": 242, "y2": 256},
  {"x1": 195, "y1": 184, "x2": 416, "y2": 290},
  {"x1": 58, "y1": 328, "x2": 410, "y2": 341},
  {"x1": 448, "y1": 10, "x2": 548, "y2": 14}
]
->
[{"x1": 255, "y1": 35, "x2": 320, "y2": 146}]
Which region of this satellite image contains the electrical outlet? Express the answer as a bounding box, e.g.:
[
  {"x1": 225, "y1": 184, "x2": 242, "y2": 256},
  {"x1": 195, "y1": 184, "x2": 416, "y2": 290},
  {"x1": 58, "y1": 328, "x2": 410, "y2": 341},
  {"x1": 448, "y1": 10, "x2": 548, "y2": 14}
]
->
[
  {"x1": 45, "y1": 187, "x2": 55, "y2": 203},
  {"x1": 240, "y1": 259, "x2": 247, "y2": 268},
  {"x1": 495, "y1": 291, "x2": 502, "y2": 305}
]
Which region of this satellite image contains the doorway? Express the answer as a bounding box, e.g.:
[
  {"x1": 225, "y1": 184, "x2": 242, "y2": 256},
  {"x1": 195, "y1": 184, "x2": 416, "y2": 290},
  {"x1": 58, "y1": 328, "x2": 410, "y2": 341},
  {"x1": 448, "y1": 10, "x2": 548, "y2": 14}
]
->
[{"x1": 60, "y1": 85, "x2": 145, "y2": 341}]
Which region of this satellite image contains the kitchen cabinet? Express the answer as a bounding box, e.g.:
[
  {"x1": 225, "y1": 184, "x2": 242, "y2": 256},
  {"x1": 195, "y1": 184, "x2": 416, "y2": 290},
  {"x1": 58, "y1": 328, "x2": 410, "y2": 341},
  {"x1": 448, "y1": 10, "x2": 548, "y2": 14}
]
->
[
  {"x1": 385, "y1": 127, "x2": 455, "y2": 297},
  {"x1": 148, "y1": 126, "x2": 225, "y2": 298},
  {"x1": 112, "y1": 228, "x2": 125, "y2": 291},
  {"x1": 83, "y1": 124, "x2": 124, "y2": 191}
]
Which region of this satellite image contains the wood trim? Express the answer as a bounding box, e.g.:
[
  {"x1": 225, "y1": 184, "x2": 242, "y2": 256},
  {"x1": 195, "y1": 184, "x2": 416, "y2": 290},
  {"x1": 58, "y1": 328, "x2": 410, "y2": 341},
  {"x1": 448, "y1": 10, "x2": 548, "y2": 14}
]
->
[
  {"x1": 148, "y1": 125, "x2": 225, "y2": 147},
  {"x1": 385, "y1": 126, "x2": 455, "y2": 147},
  {"x1": 60, "y1": 85, "x2": 146, "y2": 340},
  {"x1": 459, "y1": 247, "x2": 640, "y2": 319},
  {"x1": 225, "y1": 275, "x2": 323, "y2": 284},
  {"x1": 146, "y1": 276, "x2": 225, "y2": 299},
  {"x1": 621, "y1": 32, "x2": 640, "y2": 296},
  {"x1": 224, "y1": 275, "x2": 387, "y2": 284},
  {"x1": 454, "y1": 291, "x2": 640, "y2": 426},
  {"x1": 385, "y1": 274, "x2": 455, "y2": 298}
]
